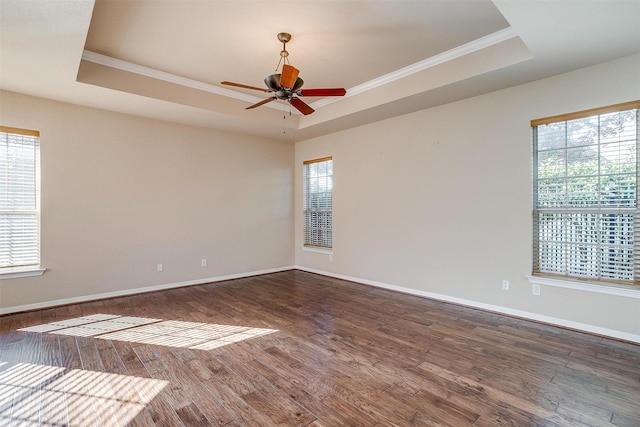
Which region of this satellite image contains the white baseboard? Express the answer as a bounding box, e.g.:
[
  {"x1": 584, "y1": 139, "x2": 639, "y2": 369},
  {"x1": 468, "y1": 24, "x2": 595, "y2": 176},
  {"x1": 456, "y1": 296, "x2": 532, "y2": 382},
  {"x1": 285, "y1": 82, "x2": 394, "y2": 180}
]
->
[
  {"x1": 295, "y1": 266, "x2": 640, "y2": 344},
  {"x1": 0, "y1": 266, "x2": 295, "y2": 315}
]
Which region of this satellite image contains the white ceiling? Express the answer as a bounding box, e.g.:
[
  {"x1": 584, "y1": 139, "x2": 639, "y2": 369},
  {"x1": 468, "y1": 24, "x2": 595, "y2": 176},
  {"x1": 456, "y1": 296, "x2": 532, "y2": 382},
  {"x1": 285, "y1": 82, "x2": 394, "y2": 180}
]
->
[{"x1": 1, "y1": 0, "x2": 639, "y2": 142}]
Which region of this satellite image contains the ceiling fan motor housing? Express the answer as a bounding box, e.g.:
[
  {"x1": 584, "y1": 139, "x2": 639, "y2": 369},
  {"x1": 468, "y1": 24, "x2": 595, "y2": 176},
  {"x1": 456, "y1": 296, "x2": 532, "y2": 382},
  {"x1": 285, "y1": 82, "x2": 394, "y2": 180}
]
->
[
  {"x1": 275, "y1": 90, "x2": 290, "y2": 100},
  {"x1": 265, "y1": 74, "x2": 305, "y2": 99}
]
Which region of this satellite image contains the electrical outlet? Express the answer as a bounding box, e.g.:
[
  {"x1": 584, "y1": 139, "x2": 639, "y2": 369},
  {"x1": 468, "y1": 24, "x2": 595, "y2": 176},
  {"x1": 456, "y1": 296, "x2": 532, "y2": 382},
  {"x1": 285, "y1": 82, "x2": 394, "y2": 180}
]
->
[
  {"x1": 157, "y1": 263, "x2": 163, "y2": 272},
  {"x1": 502, "y1": 280, "x2": 510, "y2": 291},
  {"x1": 201, "y1": 258, "x2": 207, "y2": 267},
  {"x1": 532, "y1": 284, "x2": 541, "y2": 296}
]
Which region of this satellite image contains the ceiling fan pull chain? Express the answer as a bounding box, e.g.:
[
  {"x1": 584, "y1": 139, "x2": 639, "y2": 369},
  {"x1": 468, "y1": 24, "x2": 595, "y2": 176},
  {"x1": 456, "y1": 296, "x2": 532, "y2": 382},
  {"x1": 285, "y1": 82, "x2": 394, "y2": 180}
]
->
[{"x1": 283, "y1": 102, "x2": 287, "y2": 134}]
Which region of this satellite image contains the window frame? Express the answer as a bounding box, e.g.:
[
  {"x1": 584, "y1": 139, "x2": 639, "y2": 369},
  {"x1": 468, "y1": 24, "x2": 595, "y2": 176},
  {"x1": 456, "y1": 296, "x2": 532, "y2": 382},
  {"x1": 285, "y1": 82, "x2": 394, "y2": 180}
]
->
[
  {"x1": 531, "y1": 101, "x2": 640, "y2": 288},
  {"x1": 303, "y1": 156, "x2": 333, "y2": 250},
  {"x1": 0, "y1": 126, "x2": 45, "y2": 279}
]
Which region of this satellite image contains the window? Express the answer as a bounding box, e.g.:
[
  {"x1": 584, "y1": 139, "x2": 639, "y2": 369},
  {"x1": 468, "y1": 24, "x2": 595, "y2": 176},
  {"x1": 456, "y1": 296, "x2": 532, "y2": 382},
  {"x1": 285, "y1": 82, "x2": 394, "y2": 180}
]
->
[
  {"x1": 0, "y1": 126, "x2": 41, "y2": 271},
  {"x1": 532, "y1": 101, "x2": 640, "y2": 285},
  {"x1": 303, "y1": 157, "x2": 333, "y2": 249}
]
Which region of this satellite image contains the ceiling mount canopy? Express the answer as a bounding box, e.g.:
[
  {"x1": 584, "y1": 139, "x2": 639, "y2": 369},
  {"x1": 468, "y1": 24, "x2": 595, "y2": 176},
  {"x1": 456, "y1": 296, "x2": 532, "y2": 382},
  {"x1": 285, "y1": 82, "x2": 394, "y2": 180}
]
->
[{"x1": 220, "y1": 32, "x2": 347, "y2": 116}]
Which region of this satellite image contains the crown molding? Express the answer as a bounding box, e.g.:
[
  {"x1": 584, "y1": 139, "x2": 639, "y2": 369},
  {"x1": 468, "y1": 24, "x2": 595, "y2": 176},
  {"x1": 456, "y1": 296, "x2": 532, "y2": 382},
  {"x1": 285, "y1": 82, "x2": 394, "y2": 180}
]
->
[
  {"x1": 311, "y1": 26, "x2": 518, "y2": 108},
  {"x1": 81, "y1": 50, "x2": 262, "y2": 104},
  {"x1": 82, "y1": 26, "x2": 518, "y2": 112}
]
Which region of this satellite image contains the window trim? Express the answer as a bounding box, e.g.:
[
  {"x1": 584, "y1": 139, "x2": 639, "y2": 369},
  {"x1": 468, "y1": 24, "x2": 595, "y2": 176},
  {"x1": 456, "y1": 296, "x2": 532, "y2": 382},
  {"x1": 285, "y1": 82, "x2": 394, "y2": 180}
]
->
[
  {"x1": 302, "y1": 245, "x2": 333, "y2": 255},
  {"x1": 531, "y1": 100, "x2": 640, "y2": 127},
  {"x1": 303, "y1": 156, "x2": 333, "y2": 249},
  {"x1": 526, "y1": 275, "x2": 640, "y2": 299},
  {"x1": 303, "y1": 156, "x2": 332, "y2": 166},
  {"x1": 0, "y1": 266, "x2": 46, "y2": 280},
  {"x1": 531, "y1": 101, "x2": 640, "y2": 287},
  {"x1": 0, "y1": 125, "x2": 43, "y2": 275}
]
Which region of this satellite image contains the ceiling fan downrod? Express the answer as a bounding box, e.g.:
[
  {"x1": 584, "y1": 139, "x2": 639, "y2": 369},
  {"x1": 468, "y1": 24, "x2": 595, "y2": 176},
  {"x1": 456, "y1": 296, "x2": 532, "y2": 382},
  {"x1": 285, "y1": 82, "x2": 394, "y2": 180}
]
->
[{"x1": 275, "y1": 32, "x2": 292, "y2": 71}]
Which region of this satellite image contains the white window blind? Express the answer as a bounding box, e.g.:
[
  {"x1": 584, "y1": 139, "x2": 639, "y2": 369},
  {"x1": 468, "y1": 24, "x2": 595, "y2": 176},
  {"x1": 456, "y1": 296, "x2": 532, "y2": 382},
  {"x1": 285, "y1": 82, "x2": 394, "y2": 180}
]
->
[
  {"x1": 532, "y1": 101, "x2": 640, "y2": 285},
  {"x1": 303, "y1": 157, "x2": 333, "y2": 248},
  {"x1": 0, "y1": 126, "x2": 41, "y2": 269}
]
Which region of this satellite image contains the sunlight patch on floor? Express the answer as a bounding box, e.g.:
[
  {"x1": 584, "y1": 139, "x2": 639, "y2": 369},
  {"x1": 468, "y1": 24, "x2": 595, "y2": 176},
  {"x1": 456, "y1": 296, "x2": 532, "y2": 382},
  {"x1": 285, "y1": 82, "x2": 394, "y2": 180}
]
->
[
  {"x1": 18, "y1": 314, "x2": 278, "y2": 350},
  {"x1": 0, "y1": 361, "x2": 167, "y2": 426}
]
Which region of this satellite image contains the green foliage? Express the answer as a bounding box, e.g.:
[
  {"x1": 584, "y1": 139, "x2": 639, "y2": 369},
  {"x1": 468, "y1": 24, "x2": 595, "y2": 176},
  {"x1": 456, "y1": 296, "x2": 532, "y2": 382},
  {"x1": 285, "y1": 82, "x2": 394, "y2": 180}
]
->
[{"x1": 536, "y1": 110, "x2": 637, "y2": 208}]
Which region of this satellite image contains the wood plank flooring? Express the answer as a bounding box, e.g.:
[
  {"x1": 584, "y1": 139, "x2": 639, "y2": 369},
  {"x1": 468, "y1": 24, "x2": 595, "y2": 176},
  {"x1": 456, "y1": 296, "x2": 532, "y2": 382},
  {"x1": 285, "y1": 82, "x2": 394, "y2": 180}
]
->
[{"x1": 0, "y1": 270, "x2": 638, "y2": 426}]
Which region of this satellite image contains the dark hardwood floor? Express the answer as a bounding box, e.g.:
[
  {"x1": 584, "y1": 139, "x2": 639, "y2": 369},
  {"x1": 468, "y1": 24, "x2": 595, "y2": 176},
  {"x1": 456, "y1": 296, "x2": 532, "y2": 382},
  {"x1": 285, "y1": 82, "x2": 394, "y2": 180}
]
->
[{"x1": 0, "y1": 270, "x2": 638, "y2": 426}]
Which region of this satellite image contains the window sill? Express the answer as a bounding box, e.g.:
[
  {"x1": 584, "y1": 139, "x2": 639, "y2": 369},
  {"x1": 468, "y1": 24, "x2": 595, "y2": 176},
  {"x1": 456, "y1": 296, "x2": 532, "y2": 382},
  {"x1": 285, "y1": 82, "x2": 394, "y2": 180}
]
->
[
  {"x1": 0, "y1": 267, "x2": 46, "y2": 280},
  {"x1": 302, "y1": 246, "x2": 333, "y2": 255},
  {"x1": 526, "y1": 275, "x2": 640, "y2": 299}
]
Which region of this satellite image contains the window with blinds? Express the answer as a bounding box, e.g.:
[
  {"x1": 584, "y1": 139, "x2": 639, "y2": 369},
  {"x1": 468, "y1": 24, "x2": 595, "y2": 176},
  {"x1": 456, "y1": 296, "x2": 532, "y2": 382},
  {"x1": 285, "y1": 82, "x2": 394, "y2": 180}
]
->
[
  {"x1": 303, "y1": 157, "x2": 333, "y2": 249},
  {"x1": 0, "y1": 126, "x2": 41, "y2": 270},
  {"x1": 532, "y1": 101, "x2": 640, "y2": 285}
]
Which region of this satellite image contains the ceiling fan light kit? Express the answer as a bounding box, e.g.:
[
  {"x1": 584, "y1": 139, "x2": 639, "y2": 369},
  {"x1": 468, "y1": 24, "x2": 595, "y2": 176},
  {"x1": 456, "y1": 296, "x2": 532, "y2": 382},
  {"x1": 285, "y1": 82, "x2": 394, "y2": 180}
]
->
[{"x1": 221, "y1": 33, "x2": 346, "y2": 116}]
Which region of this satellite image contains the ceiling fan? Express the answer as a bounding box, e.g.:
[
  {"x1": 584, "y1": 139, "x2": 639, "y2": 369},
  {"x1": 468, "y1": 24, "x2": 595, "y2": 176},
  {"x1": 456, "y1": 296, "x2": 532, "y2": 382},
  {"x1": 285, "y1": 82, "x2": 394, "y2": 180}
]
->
[{"x1": 221, "y1": 33, "x2": 346, "y2": 115}]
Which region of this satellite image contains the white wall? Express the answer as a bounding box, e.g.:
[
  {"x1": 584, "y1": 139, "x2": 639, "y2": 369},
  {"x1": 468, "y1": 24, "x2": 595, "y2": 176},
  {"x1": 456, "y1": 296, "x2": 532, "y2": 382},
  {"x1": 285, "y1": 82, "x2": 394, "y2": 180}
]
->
[
  {"x1": 2, "y1": 54, "x2": 638, "y2": 341},
  {"x1": 0, "y1": 91, "x2": 294, "y2": 311},
  {"x1": 295, "y1": 54, "x2": 640, "y2": 340}
]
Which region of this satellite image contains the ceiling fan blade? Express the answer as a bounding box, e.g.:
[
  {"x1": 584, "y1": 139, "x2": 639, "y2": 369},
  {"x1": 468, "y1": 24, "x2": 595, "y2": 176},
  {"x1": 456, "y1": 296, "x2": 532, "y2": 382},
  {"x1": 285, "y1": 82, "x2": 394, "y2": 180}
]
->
[
  {"x1": 280, "y1": 64, "x2": 300, "y2": 89},
  {"x1": 299, "y1": 88, "x2": 347, "y2": 97},
  {"x1": 221, "y1": 81, "x2": 269, "y2": 92},
  {"x1": 290, "y1": 97, "x2": 314, "y2": 115},
  {"x1": 246, "y1": 97, "x2": 277, "y2": 110}
]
